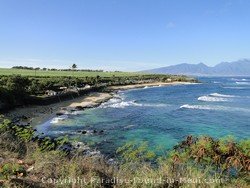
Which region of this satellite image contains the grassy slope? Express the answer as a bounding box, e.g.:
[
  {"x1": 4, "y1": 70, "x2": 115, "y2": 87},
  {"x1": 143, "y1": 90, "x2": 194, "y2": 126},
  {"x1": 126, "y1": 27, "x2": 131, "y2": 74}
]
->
[{"x1": 0, "y1": 68, "x2": 144, "y2": 77}]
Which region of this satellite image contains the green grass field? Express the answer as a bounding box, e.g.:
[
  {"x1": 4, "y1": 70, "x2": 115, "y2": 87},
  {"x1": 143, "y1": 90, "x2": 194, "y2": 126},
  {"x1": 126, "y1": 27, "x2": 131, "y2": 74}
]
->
[{"x1": 0, "y1": 68, "x2": 144, "y2": 77}]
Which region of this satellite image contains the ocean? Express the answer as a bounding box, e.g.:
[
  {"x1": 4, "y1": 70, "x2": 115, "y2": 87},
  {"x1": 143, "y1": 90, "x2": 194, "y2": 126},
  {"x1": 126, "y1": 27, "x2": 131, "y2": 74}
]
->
[{"x1": 37, "y1": 77, "x2": 250, "y2": 157}]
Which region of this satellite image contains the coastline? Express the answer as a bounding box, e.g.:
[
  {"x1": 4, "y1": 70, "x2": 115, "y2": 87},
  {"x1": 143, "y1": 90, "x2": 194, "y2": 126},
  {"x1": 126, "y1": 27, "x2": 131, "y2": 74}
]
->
[
  {"x1": 4, "y1": 81, "x2": 193, "y2": 127},
  {"x1": 108, "y1": 81, "x2": 193, "y2": 90}
]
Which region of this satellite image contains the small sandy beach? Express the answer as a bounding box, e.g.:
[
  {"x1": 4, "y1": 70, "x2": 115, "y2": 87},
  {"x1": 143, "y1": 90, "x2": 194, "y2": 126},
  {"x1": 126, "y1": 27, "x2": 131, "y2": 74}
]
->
[
  {"x1": 4, "y1": 92, "x2": 113, "y2": 126},
  {"x1": 68, "y1": 93, "x2": 112, "y2": 108},
  {"x1": 4, "y1": 81, "x2": 192, "y2": 126}
]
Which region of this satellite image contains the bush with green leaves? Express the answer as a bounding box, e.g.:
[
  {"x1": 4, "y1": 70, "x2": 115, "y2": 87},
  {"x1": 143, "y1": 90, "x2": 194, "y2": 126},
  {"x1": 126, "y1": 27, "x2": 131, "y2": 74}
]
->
[
  {"x1": 167, "y1": 135, "x2": 250, "y2": 178},
  {"x1": 0, "y1": 163, "x2": 26, "y2": 180},
  {"x1": 0, "y1": 119, "x2": 34, "y2": 142}
]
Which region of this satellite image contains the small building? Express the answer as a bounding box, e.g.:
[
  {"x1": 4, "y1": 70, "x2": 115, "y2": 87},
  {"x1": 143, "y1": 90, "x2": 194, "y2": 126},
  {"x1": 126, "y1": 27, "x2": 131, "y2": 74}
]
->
[
  {"x1": 84, "y1": 84, "x2": 91, "y2": 89},
  {"x1": 45, "y1": 90, "x2": 57, "y2": 96},
  {"x1": 167, "y1": 78, "x2": 172, "y2": 82},
  {"x1": 59, "y1": 87, "x2": 68, "y2": 90}
]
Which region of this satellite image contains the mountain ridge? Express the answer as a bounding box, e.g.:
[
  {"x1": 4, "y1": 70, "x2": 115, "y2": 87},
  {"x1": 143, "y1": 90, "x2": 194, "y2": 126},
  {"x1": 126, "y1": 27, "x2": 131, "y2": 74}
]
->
[{"x1": 143, "y1": 59, "x2": 250, "y2": 76}]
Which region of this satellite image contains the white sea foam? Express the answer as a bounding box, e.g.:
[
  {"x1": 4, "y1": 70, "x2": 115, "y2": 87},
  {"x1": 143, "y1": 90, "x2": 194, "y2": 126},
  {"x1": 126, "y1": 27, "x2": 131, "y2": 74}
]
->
[
  {"x1": 236, "y1": 81, "x2": 250, "y2": 85},
  {"x1": 143, "y1": 86, "x2": 149, "y2": 89},
  {"x1": 108, "y1": 101, "x2": 142, "y2": 108},
  {"x1": 50, "y1": 115, "x2": 68, "y2": 124},
  {"x1": 198, "y1": 96, "x2": 228, "y2": 102},
  {"x1": 223, "y1": 86, "x2": 247, "y2": 89},
  {"x1": 209, "y1": 93, "x2": 236, "y2": 98},
  {"x1": 180, "y1": 104, "x2": 250, "y2": 113},
  {"x1": 100, "y1": 98, "x2": 167, "y2": 108},
  {"x1": 180, "y1": 104, "x2": 213, "y2": 110},
  {"x1": 71, "y1": 111, "x2": 84, "y2": 115},
  {"x1": 145, "y1": 103, "x2": 167, "y2": 107},
  {"x1": 124, "y1": 125, "x2": 136, "y2": 129},
  {"x1": 197, "y1": 92, "x2": 237, "y2": 102}
]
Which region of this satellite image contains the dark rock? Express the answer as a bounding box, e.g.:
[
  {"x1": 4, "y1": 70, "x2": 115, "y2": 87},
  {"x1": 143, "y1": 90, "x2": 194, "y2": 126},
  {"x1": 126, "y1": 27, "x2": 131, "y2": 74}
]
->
[
  {"x1": 75, "y1": 106, "x2": 85, "y2": 110},
  {"x1": 21, "y1": 115, "x2": 29, "y2": 120},
  {"x1": 93, "y1": 130, "x2": 97, "y2": 134},
  {"x1": 99, "y1": 130, "x2": 104, "y2": 134},
  {"x1": 56, "y1": 112, "x2": 64, "y2": 116},
  {"x1": 12, "y1": 117, "x2": 20, "y2": 123},
  {"x1": 31, "y1": 136, "x2": 39, "y2": 141},
  {"x1": 82, "y1": 130, "x2": 87, "y2": 134}
]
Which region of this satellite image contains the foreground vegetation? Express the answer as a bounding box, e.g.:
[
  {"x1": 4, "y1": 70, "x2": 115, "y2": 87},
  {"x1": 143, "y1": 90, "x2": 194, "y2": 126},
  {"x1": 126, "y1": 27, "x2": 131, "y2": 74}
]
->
[{"x1": 0, "y1": 117, "x2": 249, "y2": 187}]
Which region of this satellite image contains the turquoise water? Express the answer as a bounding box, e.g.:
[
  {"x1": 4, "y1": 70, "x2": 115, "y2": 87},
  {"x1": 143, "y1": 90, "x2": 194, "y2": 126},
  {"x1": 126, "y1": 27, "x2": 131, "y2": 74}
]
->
[{"x1": 37, "y1": 77, "x2": 250, "y2": 156}]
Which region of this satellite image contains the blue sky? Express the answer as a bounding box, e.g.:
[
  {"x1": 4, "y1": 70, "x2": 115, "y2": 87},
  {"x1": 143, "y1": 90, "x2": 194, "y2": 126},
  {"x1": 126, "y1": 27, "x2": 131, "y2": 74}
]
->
[{"x1": 0, "y1": 0, "x2": 250, "y2": 71}]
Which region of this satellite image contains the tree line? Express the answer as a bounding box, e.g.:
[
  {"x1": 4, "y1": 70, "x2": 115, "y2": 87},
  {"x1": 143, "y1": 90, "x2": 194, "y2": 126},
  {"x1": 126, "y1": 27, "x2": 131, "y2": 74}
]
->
[{"x1": 12, "y1": 65, "x2": 104, "y2": 72}]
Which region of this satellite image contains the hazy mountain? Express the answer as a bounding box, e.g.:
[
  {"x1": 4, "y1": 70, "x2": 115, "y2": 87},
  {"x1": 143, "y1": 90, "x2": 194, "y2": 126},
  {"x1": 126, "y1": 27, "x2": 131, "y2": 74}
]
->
[{"x1": 143, "y1": 59, "x2": 250, "y2": 76}]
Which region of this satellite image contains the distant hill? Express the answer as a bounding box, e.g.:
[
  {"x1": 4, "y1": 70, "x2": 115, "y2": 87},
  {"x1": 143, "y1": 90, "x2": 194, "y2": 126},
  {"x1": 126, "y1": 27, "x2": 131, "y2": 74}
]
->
[{"x1": 143, "y1": 59, "x2": 250, "y2": 76}]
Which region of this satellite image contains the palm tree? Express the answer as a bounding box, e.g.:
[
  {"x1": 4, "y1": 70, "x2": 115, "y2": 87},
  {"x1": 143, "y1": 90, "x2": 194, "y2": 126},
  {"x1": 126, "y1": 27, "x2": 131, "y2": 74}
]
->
[
  {"x1": 72, "y1": 64, "x2": 77, "y2": 70},
  {"x1": 70, "y1": 64, "x2": 77, "y2": 87}
]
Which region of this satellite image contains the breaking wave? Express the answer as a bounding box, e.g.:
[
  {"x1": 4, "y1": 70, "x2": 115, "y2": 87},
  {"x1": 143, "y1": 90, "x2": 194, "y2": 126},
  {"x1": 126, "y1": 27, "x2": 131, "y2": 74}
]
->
[
  {"x1": 101, "y1": 100, "x2": 167, "y2": 108},
  {"x1": 236, "y1": 82, "x2": 250, "y2": 85},
  {"x1": 209, "y1": 93, "x2": 236, "y2": 98},
  {"x1": 223, "y1": 87, "x2": 248, "y2": 90},
  {"x1": 180, "y1": 104, "x2": 250, "y2": 113},
  {"x1": 198, "y1": 96, "x2": 228, "y2": 102},
  {"x1": 50, "y1": 115, "x2": 68, "y2": 124},
  {"x1": 180, "y1": 104, "x2": 214, "y2": 110},
  {"x1": 100, "y1": 96, "x2": 167, "y2": 108},
  {"x1": 197, "y1": 93, "x2": 237, "y2": 102}
]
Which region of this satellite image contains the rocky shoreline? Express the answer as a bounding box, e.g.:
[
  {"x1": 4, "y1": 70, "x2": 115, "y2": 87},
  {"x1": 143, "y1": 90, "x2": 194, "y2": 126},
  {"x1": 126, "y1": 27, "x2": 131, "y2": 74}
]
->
[
  {"x1": 4, "y1": 81, "x2": 193, "y2": 127},
  {"x1": 3, "y1": 81, "x2": 195, "y2": 160},
  {"x1": 4, "y1": 92, "x2": 114, "y2": 127}
]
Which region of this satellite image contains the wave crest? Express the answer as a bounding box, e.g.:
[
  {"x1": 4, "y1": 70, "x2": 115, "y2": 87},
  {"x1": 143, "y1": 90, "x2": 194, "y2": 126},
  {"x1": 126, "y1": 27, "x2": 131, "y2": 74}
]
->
[
  {"x1": 236, "y1": 81, "x2": 250, "y2": 85},
  {"x1": 50, "y1": 115, "x2": 68, "y2": 124},
  {"x1": 209, "y1": 93, "x2": 236, "y2": 98},
  {"x1": 180, "y1": 104, "x2": 250, "y2": 113},
  {"x1": 180, "y1": 104, "x2": 213, "y2": 110},
  {"x1": 198, "y1": 96, "x2": 228, "y2": 102},
  {"x1": 100, "y1": 95, "x2": 168, "y2": 108}
]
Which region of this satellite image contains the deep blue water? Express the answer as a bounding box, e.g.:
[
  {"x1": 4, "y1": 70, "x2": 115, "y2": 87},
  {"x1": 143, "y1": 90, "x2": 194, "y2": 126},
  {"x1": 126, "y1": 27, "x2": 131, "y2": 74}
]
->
[{"x1": 37, "y1": 77, "x2": 250, "y2": 156}]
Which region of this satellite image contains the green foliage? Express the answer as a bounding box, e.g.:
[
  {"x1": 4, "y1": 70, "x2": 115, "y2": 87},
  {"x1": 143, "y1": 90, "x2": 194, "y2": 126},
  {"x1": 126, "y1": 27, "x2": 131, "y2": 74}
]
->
[
  {"x1": 0, "y1": 117, "x2": 70, "y2": 153},
  {"x1": 0, "y1": 120, "x2": 249, "y2": 188},
  {"x1": 117, "y1": 141, "x2": 156, "y2": 163},
  {"x1": 72, "y1": 63, "x2": 77, "y2": 69},
  {"x1": 168, "y1": 136, "x2": 250, "y2": 178},
  {"x1": 0, "y1": 163, "x2": 26, "y2": 179},
  {"x1": 38, "y1": 136, "x2": 70, "y2": 152},
  {"x1": 0, "y1": 119, "x2": 34, "y2": 142},
  {"x1": 238, "y1": 139, "x2": 250, "y2": 157}
]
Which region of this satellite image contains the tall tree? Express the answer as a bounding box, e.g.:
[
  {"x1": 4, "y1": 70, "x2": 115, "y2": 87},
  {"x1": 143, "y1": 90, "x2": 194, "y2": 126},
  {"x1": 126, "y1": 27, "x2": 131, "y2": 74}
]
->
[{"x1": 72, "y1": 64, "x2": 77, "y2": 70}]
